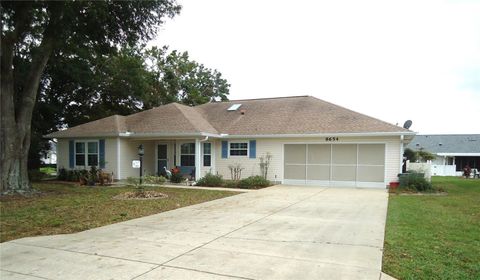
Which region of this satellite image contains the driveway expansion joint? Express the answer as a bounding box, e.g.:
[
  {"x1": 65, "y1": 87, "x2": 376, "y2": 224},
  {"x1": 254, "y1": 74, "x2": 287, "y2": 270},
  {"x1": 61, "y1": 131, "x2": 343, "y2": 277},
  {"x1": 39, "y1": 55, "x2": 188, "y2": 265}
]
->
[
  {"x1": 222, "y1": 236, "x2": 383, "y2": 249},
  {"x1": 9, "y1": 241, "x2": 163, "y2": 266},
  {"x1": 0, "y1": 269, "x2": 52, "y2": 280},
  {"x1": 197, "y1": 246, "x2": 380, "y2": 271},
  {"x1": 161, "y1": 265, "x2": 254, "y2": 280},
  {"x1": 160, "y1": 187, "x2": 330, "y2": 267}
]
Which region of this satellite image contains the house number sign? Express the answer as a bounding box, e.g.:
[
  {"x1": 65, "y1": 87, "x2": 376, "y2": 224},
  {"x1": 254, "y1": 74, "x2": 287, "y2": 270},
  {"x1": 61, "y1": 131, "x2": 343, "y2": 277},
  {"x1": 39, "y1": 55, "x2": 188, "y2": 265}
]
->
[{"x1": 325, "y1": 137, "x2": 339, "y2": 142}]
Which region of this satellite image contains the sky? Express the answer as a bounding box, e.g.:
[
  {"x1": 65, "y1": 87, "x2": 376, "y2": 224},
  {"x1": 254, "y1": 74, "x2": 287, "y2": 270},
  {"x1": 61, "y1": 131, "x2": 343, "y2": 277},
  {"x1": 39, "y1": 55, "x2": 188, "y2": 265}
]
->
[{"x1": 153, "y1": 0, "x2": 480, "y2": 134}]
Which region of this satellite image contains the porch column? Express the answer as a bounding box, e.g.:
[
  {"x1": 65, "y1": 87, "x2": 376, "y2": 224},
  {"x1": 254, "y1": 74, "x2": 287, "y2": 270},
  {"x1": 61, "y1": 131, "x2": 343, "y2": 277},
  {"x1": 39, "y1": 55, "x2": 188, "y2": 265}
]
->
[{"x1": 195, "y1": 138, "x2": 201, "y2": 180}]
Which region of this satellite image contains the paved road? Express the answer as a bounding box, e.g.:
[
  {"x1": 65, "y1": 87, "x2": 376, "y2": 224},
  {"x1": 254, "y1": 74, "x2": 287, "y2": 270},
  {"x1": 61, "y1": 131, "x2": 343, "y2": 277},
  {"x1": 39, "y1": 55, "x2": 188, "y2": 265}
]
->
[{"x1": 0, "y1": 185, "x2": 389, "y2": 280}]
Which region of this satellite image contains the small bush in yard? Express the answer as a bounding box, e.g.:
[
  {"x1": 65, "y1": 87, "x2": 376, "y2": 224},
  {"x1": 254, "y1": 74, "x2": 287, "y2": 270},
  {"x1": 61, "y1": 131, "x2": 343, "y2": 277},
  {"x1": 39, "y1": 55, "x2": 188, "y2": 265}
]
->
[
  {"x1": 239, "y1": 175, "x2": 271, "y2": 189},
  {"x1": 28, "y1": 170, "x2": 45, "y2": 182},
  {"x1": 126, "y1": 177, "x2": 141, "y2": 187},
  {"x1": 144, "y1": 175, "x2": 166, "y2": 185},
  {"x1": 196, "y1": 173, "x2": 224, "y2": 187},
  {"x1": 224, "y1": 180, "x2": 240, "y2": 188},
  {"x1": 170, "y1": 172, "x2": 183, "y2": 183},
  {"x1": 399, "y1": 172, "x2": 432, "y2": 192},
  {"x1": 58, "y1": 168, "x2": 67, "y2": 181}
]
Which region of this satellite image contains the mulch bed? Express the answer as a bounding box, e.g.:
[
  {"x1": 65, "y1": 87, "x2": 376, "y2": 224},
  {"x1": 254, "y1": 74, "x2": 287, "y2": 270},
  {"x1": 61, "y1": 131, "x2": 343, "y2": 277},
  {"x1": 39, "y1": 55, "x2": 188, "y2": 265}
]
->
[{"x1": 113, "y1": 190, "x2": 168, "y2": 200}]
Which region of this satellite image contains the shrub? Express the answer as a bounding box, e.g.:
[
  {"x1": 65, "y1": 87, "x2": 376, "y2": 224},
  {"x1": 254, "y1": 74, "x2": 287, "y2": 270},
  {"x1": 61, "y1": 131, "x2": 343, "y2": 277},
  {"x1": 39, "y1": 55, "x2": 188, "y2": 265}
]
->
[
  {"x1": 88, "y1": 166, "x2": 99, "y2": 185},
  {"x1": 398, "y1": 172, "x2": 432, "y2": 191},
  {"x1": 66, "y1": 170, "x2": 79, "y2": 181},
  {"x1": 224, "y1": 180, "x2": 240, "y2": 188},
  {"x1": 239, "y1": 175, "x2": 271, "y2": 189},
  {"x1": 196, "y1": 173, "x2": 224, "y2": 187},
  {"x1": 170, "y1": 172, "x2": 183, "y2": 183},
  {"x1": 58, "y1": 168, "x2": 67, "y2": 181},
  {"x1": 126, "y1": 177, "x2": 141, "y2": 187},
  {"x1": 144, "y1": 175, "x2": 166, "y2": 185},
  {"x1": 28, "y1": 170, "x2": 45, "y2": 182}
]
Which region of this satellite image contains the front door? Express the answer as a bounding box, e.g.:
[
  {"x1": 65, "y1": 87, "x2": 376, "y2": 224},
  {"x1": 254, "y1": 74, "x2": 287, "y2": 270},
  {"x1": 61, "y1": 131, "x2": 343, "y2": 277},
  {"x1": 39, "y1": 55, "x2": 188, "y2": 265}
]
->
[{"x1": 157, "y1": 144, "x2": 168, "y2": 176}]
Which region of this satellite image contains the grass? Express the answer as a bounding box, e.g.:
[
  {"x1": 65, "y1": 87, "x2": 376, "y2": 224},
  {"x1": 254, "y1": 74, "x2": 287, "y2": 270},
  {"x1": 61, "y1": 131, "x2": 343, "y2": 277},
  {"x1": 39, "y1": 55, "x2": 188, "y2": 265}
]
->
[
  {"x1": 0, "y1": 183, "x2": 237, "y2": 243},
  {"x1": 383, "y1": 177, "x2": 480, "y2": 279},
  {"x1": 39, "y1": 166, "x2": 56, "y2": 175}
]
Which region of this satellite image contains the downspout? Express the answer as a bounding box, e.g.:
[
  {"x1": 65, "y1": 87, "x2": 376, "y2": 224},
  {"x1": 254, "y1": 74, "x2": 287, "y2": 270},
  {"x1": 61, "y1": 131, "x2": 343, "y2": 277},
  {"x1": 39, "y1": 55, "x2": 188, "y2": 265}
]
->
[{"x1": 400, "y1": 134, "x2": 405, "y2": 174}]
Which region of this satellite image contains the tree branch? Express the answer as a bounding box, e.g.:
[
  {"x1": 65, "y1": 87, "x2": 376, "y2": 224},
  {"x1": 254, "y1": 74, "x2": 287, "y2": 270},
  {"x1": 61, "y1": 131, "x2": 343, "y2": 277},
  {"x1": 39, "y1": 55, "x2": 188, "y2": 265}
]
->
[{"x1": 16, "y1": 3, "x2": 64, "y2": 128}]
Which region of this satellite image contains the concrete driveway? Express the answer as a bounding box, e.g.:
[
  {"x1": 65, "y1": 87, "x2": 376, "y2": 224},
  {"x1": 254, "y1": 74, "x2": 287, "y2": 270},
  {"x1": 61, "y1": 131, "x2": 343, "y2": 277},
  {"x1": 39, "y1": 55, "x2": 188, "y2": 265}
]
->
[{"x1": 0, "y1": 185, "x2": 389, "y2": 280}]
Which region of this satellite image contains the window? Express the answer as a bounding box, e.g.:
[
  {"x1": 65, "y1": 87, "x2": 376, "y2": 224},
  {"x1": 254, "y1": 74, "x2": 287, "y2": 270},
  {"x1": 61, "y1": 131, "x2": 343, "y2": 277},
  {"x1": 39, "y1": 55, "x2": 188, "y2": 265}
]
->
[
  {"x1": 75, "y1": 142, "x2": 85, "y2": 167},
  {"x1": 230, "y1": 142, "x2": 248, "y2": 156},
  {"x1": 203, "y1": 143, "x2": 211, "y2": 166},
  {"x1": 181, "y1": 143, "x2": 195, "y2": 166},
  {"x1": 75, "y1": 141, "x2": 98, "y2": 167}
]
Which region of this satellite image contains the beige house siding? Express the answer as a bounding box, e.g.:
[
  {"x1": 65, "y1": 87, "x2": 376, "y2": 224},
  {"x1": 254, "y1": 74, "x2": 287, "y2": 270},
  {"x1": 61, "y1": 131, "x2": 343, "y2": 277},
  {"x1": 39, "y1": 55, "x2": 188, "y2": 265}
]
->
[
  {"x1": 104, "y1": 138, "x2": 118, "y2": 178},
  {"x1": 56, "y1": 139, "x2": 69, "y2": 171},
  {"x1": 118, "y1": 139, "x2": 156, "y2": 179},
  {"x1": 56, "y1": 138, "x2": 118, "y2": 177},
  {"x1": 59, "y1": 135, "x2": 402, "y2": 185},
  {"x1": 214, "y1": 136, "x2": 402, "y2": 185}
]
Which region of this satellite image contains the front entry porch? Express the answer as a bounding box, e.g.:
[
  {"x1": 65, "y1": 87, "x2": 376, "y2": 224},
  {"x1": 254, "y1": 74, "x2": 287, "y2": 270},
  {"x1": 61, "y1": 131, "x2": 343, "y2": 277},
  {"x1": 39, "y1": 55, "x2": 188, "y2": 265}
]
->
[{"x1": 120, "y1": 138, "x2": 214, "y2": 181}]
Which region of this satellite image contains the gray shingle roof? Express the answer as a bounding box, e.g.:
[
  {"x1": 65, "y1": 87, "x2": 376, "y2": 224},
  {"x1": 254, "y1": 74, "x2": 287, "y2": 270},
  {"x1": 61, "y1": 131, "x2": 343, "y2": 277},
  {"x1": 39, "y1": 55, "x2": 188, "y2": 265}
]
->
[
  {"x1": 406, "y1": 134, "x2": 480, "y2": 153},
  {"x1": 46, "y1": 96, "x2": 411, "y2": 138},
  {"x1": 197, "y1": 96, "x2": 410, "y2": 135}
]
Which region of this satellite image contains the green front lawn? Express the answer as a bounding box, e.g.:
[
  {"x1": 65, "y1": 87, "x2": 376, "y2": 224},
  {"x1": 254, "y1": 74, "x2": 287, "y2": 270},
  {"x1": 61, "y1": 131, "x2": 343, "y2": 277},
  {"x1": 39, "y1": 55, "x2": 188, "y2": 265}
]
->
[
  {"x1": 383, "y1": 177, "x2": 480, "y2": 279},
  {"x1": 0, "y1": 183, "x2": 237, "y2": 243}
]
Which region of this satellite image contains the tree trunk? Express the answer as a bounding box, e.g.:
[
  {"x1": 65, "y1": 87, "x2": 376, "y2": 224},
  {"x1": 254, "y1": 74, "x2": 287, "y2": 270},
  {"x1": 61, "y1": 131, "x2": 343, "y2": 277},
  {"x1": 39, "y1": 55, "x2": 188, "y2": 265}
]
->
[
  {"x1": 0, "y1": 119, "x2": 31, "y2": 193},
  {"x1": 0, "y1": 4, "x2": 61, "y2": 193}
]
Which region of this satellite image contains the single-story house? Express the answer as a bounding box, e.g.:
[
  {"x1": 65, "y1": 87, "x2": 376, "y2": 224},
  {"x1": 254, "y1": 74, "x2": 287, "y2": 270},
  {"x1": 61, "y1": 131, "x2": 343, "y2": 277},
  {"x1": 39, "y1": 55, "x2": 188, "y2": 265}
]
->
[
  {"x1": 46, "y1": 96, "x2": 415, "y2": 188},
  {"x1": 406, "y1": 134, "x2": 480, "y2": 176}
]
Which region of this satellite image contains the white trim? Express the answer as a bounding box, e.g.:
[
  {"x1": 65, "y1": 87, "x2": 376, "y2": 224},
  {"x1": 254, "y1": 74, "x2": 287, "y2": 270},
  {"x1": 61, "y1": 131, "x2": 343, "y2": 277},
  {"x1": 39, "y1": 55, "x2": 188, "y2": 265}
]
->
[
  {"x1": 399, "y1": 135, "x2": 404, "y2": 174},
  {"x1": 220, "y1": 132, "x2": 416, "y2": 138},
  {"x1": 74, "y1": 140, "x2": 99, "y2": 168},
  {"x1": 228, "y1": 141, "x2": 249, "y2": 158},
  {"x1": 178, "y1": 142, "x2": 196, "y2": 167},
  {"x1": 202, "y1": 142, "x2": 212, "y2": 167},
  {"x1": 437, "y1": 153, "x2": 480, "y2": 156},
  {"x1": 195, "y1": 139, "x2": 201, "y2": 180},
  {"x1": 116, "y1": 138, "x2": 121, "y2": 180},
  {"x1": 49, "y1": 131, "x2": 416, "y2": 139}
]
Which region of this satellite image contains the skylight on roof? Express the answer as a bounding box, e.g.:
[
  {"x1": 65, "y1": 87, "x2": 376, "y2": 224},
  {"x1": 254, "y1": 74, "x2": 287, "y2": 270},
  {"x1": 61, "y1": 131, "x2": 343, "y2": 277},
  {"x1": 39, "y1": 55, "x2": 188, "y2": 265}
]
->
[{"x1": 227, "y1": 104, "x2": 242, "y2": 111}]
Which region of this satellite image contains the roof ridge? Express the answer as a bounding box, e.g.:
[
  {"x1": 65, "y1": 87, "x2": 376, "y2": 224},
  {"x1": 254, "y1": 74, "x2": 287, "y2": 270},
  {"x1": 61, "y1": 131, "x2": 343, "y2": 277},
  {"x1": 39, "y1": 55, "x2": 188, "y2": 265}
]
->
[
  {"x1": 223, "y1": 95, "x2": 310, "y2": 103},
  {"x1": 172, "y1": 103, "x2": 213, "y2": 133},
  {"x1": 309, "y1": 96, "x2": 411, "y2": 132}
]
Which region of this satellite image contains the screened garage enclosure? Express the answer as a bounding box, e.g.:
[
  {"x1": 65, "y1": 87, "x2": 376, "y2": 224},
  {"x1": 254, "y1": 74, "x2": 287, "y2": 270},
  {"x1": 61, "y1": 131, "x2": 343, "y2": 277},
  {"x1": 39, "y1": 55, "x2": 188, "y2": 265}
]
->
[{"x1": 284, "y1": 144, "x2": 386, "y2": 188}]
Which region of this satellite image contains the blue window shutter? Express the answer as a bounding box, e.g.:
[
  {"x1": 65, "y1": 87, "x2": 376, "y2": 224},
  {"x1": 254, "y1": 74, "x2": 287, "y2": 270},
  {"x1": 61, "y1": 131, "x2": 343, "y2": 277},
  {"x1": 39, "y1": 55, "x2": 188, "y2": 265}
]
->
[
  {"x1": 99, "y1": 139, "x2": 105, "y2": 169},
  {"x1": 69, "y1": 140, "x2": 74, "y2": 168},
  {"x1": 249, "y1": 140, "x2": 256, "y2": 159},
  {"x1": 221, "y1": 141, "x2": 228, "y2": 158}
]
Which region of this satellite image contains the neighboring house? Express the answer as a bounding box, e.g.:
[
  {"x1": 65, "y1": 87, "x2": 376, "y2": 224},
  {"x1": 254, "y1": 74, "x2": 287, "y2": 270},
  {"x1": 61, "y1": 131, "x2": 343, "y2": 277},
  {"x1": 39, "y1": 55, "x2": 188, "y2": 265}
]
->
[
  {"x1": 46, "y1": 96, "x2": 415, "y2": 188},
  {"x1": 40, "y1": 141, "x2": 57, "y2": 165},
  {"x1": 406, "y1": 134, "x2": 480, "y2": 176}
]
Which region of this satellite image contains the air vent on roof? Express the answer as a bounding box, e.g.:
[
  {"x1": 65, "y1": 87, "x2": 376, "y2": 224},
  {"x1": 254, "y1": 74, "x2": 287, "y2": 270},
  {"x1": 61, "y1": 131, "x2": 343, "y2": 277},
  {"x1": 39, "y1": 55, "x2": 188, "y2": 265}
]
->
[{"x1": 227, "y1": 104, "x2": 242, "y2": 111}]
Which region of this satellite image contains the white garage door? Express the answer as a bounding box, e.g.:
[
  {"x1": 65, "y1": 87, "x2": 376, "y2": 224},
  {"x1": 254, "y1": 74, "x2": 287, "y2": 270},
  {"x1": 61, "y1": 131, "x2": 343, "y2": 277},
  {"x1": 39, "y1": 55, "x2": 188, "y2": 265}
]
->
[{"x1": 284, "y1": 144, "x2": 386, "y2": 188}]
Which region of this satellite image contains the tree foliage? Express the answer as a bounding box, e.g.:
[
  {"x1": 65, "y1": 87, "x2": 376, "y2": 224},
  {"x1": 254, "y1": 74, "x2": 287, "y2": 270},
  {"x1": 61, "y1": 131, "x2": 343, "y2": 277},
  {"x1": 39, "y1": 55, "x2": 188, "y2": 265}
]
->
[
  {"x1": 144, "y1": 46, "x2": 230, "y2": 108},
  {"x1": 404, "y1": 148, "x2": 436, "y2": 163},
  {"x1": 1, "y1": 1, "x2": 181, "y2": 192}
]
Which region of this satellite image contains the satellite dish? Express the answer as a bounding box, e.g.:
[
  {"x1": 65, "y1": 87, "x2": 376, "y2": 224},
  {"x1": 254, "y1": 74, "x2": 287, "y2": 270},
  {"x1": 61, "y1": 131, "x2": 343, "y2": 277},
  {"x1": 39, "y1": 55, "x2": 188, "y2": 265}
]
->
[{"x1": 403, "y1": 120, "x2": 413, "y2": 129}]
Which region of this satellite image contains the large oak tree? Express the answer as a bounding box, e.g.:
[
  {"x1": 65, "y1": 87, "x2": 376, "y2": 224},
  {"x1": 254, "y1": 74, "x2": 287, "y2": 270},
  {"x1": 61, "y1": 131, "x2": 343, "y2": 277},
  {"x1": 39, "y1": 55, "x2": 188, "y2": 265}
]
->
[{"x1": 1, "y1": 1, "x2": 181, "y2": 192}]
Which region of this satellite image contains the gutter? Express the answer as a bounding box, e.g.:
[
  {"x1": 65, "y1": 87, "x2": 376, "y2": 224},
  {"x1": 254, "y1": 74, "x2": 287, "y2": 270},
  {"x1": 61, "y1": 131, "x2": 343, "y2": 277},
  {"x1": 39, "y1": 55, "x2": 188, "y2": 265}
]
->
[
  {"x1": 437, "y1": 153, "x2": 480, "y2": 157},
  {"x1": 45, "y1": 131, "x2": 416, "y2": 139}
]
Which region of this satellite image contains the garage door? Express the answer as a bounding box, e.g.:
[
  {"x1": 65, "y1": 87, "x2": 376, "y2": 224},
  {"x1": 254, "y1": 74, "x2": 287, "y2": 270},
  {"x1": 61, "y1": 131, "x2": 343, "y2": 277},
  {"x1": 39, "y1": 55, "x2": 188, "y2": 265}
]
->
[{"x1": 284, "y1": 144, "x2": 385, "y2": 188}]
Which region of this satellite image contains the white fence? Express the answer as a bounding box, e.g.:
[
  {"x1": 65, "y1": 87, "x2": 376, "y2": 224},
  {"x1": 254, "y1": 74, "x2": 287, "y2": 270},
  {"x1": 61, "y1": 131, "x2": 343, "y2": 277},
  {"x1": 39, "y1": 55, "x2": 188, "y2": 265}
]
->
[
  {"x1": 431, "y1": 165, "x2": 457, "y2": 176},
  {"x1": 406, "y1": 162, "x2": 431, "y2": 181}
]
